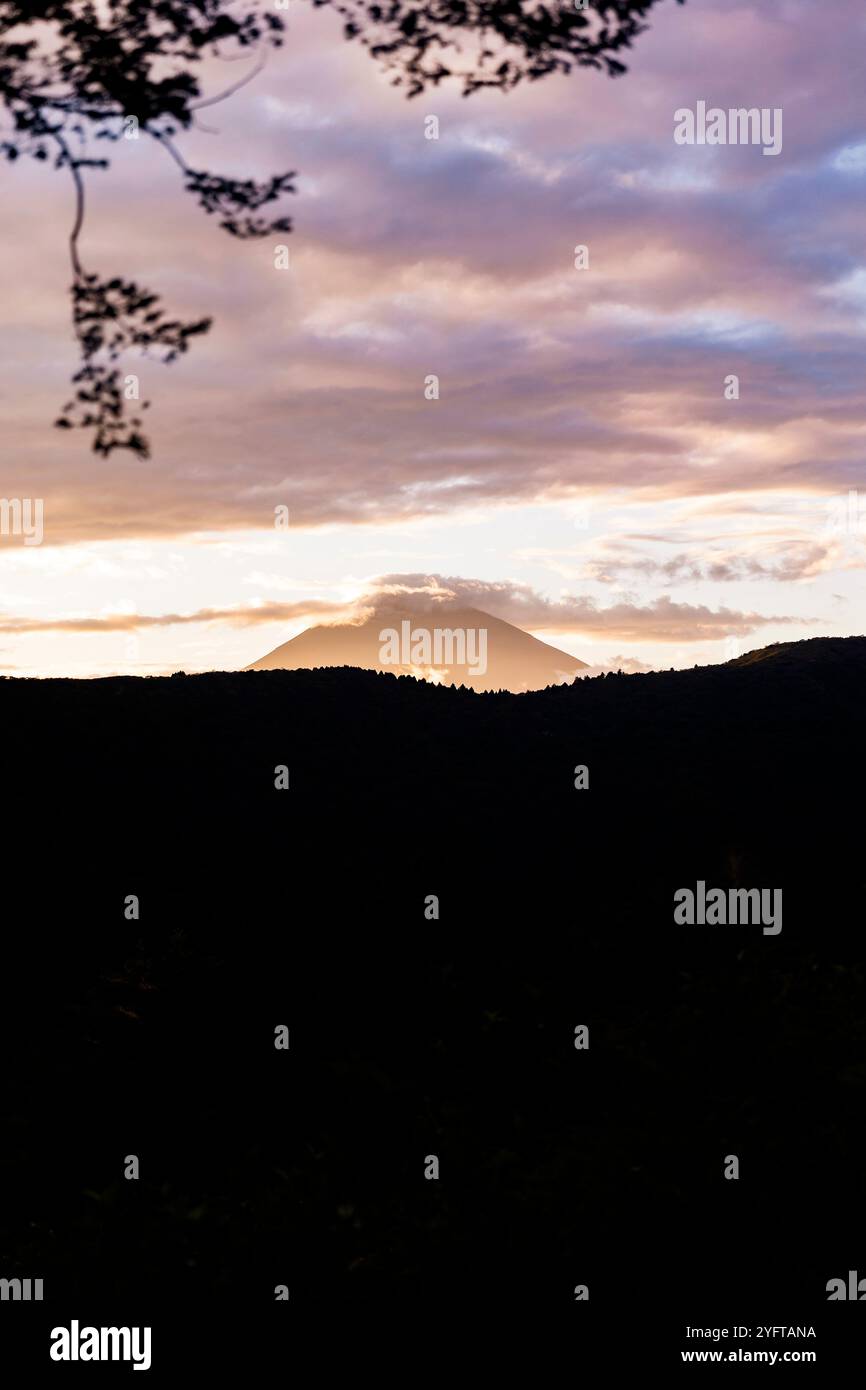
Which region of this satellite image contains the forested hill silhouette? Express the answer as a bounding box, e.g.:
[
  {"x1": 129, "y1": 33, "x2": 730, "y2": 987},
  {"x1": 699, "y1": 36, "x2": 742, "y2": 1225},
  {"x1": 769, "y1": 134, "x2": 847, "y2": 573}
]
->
[
  {"x1": 2, "y1": 634, "x2": 865, "y2": 1350},
  {"x1": 5, "y1": 634, "x2": 865, "y2": 883},
  {"x1": 724, "y1": 635, "x2": 864, "y2": 670}
]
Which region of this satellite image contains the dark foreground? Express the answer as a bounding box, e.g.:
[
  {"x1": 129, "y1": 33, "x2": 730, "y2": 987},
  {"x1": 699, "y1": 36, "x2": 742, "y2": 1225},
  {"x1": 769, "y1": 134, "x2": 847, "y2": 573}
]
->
[{"x1": 1, "y1": 636, "x2": 865, "y2": 1373}]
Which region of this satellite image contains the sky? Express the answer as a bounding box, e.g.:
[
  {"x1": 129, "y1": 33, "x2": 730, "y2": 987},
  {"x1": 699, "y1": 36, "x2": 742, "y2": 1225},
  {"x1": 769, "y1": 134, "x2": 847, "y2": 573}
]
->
[{"x1": 1, "y1": 0, "x2": 865, "y2": 678}]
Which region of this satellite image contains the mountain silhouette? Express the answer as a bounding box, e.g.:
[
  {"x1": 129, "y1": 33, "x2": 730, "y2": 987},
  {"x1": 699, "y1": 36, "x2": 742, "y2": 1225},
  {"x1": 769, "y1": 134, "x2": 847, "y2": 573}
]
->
[{"x1": 246, "y1": 604, "x2": 588, "y2": 691}]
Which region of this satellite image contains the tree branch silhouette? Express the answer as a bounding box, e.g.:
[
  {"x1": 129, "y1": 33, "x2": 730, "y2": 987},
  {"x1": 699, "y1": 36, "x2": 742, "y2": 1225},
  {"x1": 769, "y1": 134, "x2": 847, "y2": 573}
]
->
[
  {"x1": 0, "y1": 0, "x2": 681, "y2": 457},
  {"x1": 327, "y1": 0, "x2": 685, "y2": 96}
]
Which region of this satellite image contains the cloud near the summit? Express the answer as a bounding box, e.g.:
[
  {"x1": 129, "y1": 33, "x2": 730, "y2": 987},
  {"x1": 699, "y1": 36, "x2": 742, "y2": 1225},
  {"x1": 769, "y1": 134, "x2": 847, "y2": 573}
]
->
[{"x1": 353, "y1": 573, "x2": 808, "y2": 641}]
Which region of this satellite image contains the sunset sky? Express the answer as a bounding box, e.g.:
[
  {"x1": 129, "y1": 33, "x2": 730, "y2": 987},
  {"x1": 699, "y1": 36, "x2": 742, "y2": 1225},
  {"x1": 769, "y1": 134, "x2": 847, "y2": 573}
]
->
[{"x1": 1, "y1": 0, "x2": 864, "y2": 678}]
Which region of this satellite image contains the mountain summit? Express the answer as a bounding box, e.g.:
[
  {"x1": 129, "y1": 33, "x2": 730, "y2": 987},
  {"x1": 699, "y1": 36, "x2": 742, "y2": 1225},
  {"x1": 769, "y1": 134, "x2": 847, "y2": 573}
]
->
[{"x1": 246, "y1": 605, "x2": 587, "y2": 692}]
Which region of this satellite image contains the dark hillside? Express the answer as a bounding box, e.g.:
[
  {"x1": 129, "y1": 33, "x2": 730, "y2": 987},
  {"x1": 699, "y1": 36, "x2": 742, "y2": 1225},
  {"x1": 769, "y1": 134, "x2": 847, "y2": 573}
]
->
[{"x1": 1, "y1": 636, "x2": 864, "y2": 1366}]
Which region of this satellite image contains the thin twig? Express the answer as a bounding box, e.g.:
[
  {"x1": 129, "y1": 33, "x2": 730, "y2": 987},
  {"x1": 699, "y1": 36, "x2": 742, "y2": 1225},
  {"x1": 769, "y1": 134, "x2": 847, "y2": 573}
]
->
[
  {"x1": 52, "y1": 130, "x2": 85, "y2": 278},
  {"x1": 189, "y1": 51, "x2": 266, "y2": 111},
  {"x1": 147, "y1": 126, "x2": 190, "y2": 175}
]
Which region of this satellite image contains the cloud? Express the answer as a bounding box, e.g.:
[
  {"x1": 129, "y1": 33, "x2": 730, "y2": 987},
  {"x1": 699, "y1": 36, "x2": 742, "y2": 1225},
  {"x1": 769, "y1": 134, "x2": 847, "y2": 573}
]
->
[
  {"x1": 7, "y1": 1, "x2": 866, "y2": 547},
  {"x1": 0, "y1": 572, "x2": 807, "y2": 646},
  {"x1": 0, "y1": 599, "x2": 346, "y2": 635},
  {"x1": 349, "y1": 573, "x2": 807, "y2": 642},
  {"x1": 575, "y1": 655, "x2": 657, "y2": 677},
  {"x1": 584, "y1": 539, "x2": 841, "y2": 585}
]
